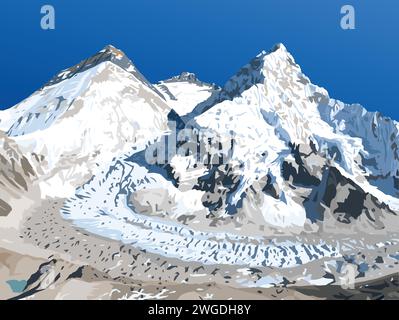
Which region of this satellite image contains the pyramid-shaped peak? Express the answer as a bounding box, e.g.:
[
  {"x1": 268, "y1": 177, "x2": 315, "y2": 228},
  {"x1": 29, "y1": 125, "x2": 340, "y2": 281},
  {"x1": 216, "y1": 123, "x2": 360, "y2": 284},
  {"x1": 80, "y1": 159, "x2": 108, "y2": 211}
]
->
[
  {"x1": 246, "y1": 43, "x2": 298, "y2": 74},
  {"x1": 42, "y1": 44, "x2": 165, "y2": 98},
  {"x1": 256, "y1": 43, "x2": 291, "y2": 60},
  {"x1": 220, "y1": 43, "x2": 299, "y2": 99},
  {"x1": 43, "y1": 45, "x2": 140, "y2": 88},
  {"x1": 100, "y1": 45, "x2": 128, "y2": 59},
  {"x1": 271, "y1": 42, "x2": 288, "y2": 52},
  {"x1": 102, "y1": 44, "x2": 119, "y2": 51}
]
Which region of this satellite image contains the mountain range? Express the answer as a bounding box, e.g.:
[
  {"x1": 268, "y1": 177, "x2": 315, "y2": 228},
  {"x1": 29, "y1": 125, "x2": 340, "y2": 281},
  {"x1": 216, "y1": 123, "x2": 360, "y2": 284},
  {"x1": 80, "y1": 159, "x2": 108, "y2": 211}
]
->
[{"x1": 0, "y1": 44, "x2": 398, "y2": 300}]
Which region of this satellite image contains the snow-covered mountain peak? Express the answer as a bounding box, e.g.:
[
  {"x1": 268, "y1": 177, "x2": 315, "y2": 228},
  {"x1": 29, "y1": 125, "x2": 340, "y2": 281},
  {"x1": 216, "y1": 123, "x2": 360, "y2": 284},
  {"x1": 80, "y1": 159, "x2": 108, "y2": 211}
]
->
[
  {"x1": 101, "y1": 44, "x2": 125, "y2": 56},
  {"x1": 43, "y1": 45, "x2": 131, "y2": 85},
  {"x1": 269, "y1": 42, "x2": 288, "y2": 53},
  {"x1": 257, "y1": 42, "x2": 289, "y2": 57},
  {"x1": 188, "y1": 43, "x2": 317, "y2": 118},
  {"x1": 191, "y1": 42, "x2": 399, "y2": 228},
  {"x1": 42, "y1": 45, "x2": 164, "y2": 98},
  {"x1": 156, "y1": 72, "x2": 220, "y2": 117},
  {"x1": 165, "y1": 72, "x2": 200, "y2": 83},
  {"x1": 0, "y1": 45, "x2": 174, "y2": 197},
  {"x1": 161, "y1": 71, "x2": 219, "y2": 89},
  {"x1": 221, "y1": 43, "x2": 301, "y2": 98}
]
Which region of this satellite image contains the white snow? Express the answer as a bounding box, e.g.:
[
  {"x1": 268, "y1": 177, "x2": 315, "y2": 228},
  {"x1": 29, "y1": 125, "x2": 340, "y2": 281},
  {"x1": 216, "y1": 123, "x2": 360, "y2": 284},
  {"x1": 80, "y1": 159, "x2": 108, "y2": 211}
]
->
[
  {"x1": 156, "y1": 78, "x2": 218, "y2": 116},
  {"x1": 1, "y1": 60, "x2": 171, "y2": 197},
  {"x1": 192, "y1": 43, "x2": 399, "y2": 227}
]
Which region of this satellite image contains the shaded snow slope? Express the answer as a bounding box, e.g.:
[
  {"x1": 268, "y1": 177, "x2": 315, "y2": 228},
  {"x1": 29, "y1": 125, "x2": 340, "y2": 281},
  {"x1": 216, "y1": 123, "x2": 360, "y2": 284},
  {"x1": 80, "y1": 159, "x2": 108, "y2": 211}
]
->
[
  {"x1": 0, "y1": 46, "x2": 172, "y2": 197},
  {"x1": 156, "y1": 72, "x2": 220, "y2": 116}
]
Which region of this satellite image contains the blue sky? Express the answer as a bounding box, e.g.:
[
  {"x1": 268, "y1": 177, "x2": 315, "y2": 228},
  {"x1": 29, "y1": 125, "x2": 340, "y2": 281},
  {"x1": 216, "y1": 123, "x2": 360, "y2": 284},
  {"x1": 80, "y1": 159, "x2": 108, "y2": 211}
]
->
[{"x1": 1, "y1": 0, "x2": 398, "y2": 120}]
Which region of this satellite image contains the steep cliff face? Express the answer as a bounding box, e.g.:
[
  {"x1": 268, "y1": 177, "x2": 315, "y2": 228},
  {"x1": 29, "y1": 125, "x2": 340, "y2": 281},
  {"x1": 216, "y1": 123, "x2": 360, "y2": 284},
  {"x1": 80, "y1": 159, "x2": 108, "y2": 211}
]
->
[{"x1": 0, "y1": 131, "x2": 38, "y2": 216}]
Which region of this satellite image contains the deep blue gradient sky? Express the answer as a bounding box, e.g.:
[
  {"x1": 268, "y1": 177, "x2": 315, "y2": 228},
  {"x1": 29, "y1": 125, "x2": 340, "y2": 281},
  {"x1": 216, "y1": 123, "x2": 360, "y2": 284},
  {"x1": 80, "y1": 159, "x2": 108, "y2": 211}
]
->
[{"x1": 1, "y1": 1, "x2": 398, "y2": 119}]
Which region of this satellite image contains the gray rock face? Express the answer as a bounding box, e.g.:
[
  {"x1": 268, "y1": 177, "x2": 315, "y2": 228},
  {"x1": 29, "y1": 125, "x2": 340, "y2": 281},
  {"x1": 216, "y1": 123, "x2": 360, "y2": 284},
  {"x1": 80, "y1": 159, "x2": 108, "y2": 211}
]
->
[
  {"x1": 281, "y1": 141, "x2": 398, "y2": 230},
  {"x1": 0, "y1": 131, "x2": 38, "y2": 216},
  {"x1": 164, "y1": 72, "x2": 200, "y2": 84},
  {"x1": 316, "y1": 166, "x2": 395, "y2": 227},
  {"x1": 282, "y1": 142, "x2": 322, "y2": 187},
  {"x1": 0, "y1": 199, "x2": 11, "y2": 216}
]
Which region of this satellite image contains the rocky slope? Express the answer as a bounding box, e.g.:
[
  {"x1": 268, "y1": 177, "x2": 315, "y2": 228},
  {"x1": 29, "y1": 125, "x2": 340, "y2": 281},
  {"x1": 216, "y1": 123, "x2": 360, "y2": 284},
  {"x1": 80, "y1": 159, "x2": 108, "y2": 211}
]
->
[{"x1": 0, "y1": 131, "x2": 40, "y2": 217}]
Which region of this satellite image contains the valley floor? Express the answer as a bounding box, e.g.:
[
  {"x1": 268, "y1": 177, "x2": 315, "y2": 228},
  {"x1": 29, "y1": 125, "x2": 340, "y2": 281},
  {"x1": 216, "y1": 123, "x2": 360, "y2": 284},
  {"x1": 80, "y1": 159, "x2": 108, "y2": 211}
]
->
[{"x1": 0, "y1": 198, "x2": 398, "y2": 300}]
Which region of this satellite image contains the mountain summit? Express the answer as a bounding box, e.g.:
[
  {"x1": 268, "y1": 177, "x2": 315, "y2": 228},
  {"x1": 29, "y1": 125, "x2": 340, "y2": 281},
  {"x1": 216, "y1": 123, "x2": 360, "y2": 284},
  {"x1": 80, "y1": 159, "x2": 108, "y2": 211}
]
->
[
  {"x1": 43, "y1": 45, "x2": 163, "y2": 97},
  {"x1": 0, "y1": 45, "x2": 171, "y2": 197}
]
